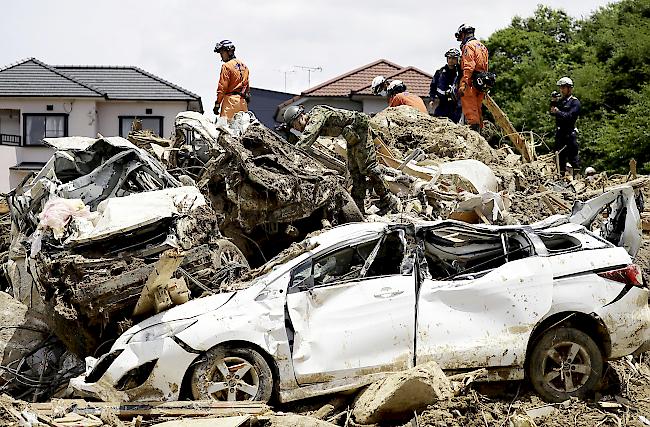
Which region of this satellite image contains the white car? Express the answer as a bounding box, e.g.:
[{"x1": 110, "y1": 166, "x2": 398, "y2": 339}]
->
[{"x1": 72, "y1": 188, "x2": 649, "y2": 404}]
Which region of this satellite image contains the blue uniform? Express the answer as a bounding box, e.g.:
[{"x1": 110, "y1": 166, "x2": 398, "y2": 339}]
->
[
  {"x1": 429, "y1": 65, "x2": 462, "y2": 122},
  {"x1": 552, "y1": 95, "x2": 581, "y2": 173}
]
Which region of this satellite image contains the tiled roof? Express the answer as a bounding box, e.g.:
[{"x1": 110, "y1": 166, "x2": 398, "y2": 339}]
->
[
  {"x1": 55, "y1": 65, "x2": 200, "y2": 101},
  {"x1": 303, "y1": 59, "x2": 402, "y2": 97},
  {"x1": 0, "y1": 58, "x2": 201, "y2": 103},
  {"x1": 352, "y1": 66, "x2": 433, "y2": 98},
  {"x1": 0, "y1": 58, "x2": 103, "y2": 97},
  {"x1": 277, "y1": 59, "x2": 403, "y2": 111}
]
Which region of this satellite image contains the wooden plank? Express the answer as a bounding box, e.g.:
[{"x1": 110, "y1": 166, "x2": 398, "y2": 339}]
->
[
  {"x1": 642, "y1": 212, "x2": 650, "y2": 232},
  {"x1": 540, "y1": 195, "x2": 557, "y2": 214},
  {"x1": 483, "y1": 94, "x2": 533, "y2": 162},
  {"x1": 30, "y1": 400, "x2": 270, "y2": 420},
  {"x1": 474, "y1": 207, "x2": 491, "y2": 224}
]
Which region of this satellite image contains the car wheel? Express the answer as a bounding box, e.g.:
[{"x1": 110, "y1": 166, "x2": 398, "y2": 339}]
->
[
  {"x1": 191, "y1": 345, "x2": 273, "y2": 402},
  {"x1": 211, "y1": 240, "x2": 249, "y2": 285},
  {"x1": 528, "y1": 327, "x2": 603, "y2": 402}
]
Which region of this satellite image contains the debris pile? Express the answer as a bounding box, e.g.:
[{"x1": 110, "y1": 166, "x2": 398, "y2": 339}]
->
[
  {"x1": 153, "y1": 111, "x2": 361, "y2": 266},
  {"x1": 362, "y1": 107, "x2": 647, "y2": 229},
  {"x1": 0, "y1": 107, "x2": 648, "y2": 426},
  {"x1": 4, "y1": 136, "x2": 248, "y2": 356},
  {"x1": 370, "y1": 106, "x2": 496, "y2": 164}
]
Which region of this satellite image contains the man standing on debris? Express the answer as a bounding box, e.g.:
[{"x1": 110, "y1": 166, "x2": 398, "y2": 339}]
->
[
  {"x1": 456, "y1": 24, "x2": 489, "y2": 132},
  {"x1": 214, "y1": 40, "x2": 250, "y2": 120},
  {"x1": 371, "y1": 77, "x2": 428, "y2": 114},
  {"x1": 550, "y1": 77, "x2": 581, "y2": 176},
  {"x1": 283, "y1": 105, "x2": 398, "y2": 214},
  {"x1": 429, "y1": 49, "x2": 462, "y2": 122}
]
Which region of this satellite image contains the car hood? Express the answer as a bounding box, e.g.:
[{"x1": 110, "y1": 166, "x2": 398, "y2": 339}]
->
[{"x1": 118, "y1": 292, "x2": 236, "y2": 344}]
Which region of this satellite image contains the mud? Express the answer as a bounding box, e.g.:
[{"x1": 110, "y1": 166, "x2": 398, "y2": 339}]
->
[{"x1": 370, "y1": 106, "x2": 497, "y2": 165}]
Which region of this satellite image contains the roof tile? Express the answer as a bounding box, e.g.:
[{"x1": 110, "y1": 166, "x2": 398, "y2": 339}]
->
[
  {"x1": 0, "y1": 58, "x2": 103, "y2": 97},
  {"x1": 304, "y1": 59, "x2": 402, "y2": 97}
]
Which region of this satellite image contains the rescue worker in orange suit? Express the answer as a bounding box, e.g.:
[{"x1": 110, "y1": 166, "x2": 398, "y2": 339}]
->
[
  {"x1": 213, "y1": 40, "x2": 250, "y2": 120},
  {"x1": 371, "y1": 76, "x2": 428, "y2": 114},
  {"x1": 456, "y1": 24, "x2": 489, "y2": 132}
]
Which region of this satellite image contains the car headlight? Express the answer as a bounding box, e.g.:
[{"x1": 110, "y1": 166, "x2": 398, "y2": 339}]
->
[{"x1": 128, "y1": 319, "x2": 197, "y2": 343}]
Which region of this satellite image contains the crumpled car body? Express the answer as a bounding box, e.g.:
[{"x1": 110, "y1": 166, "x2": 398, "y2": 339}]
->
[
  {"x1": 170, "y1": 111, "x2": 362, "y2": 266},
  {"x1": 72, "y1": 187, "x2": 649, "y2": 403},
  {"x1": 6, "y1": 136, "x2": 246, "y2": 355}
]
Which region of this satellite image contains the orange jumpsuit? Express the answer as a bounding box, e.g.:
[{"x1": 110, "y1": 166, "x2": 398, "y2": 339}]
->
[
  {"x1": 217, "y1": 58, "x2": 250, "y2": 119},
  {"x1": 388, "y1": 92, "x2": 428, "y2": 114},
  {"x1": 459, "y1": 38, "x2": 489, "y2": 127}
]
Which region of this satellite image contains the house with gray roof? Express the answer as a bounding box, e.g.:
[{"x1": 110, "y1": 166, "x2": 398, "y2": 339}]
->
[{"x1": 0, "y1": 57, "x2": 202, "y2": 192}]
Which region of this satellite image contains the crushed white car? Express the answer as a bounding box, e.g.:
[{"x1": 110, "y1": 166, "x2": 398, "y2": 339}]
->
[{"x1": 72, "y1": 186, "x2": 649, "y2": 404}]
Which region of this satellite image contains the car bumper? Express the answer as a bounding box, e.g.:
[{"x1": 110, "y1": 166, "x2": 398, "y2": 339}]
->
[
  {"x1": 71, "y1": 336, "x2": 199, "y2": 402},
  {"x1": 599, "y1": 287, "x2": 650, "y2": 359}
]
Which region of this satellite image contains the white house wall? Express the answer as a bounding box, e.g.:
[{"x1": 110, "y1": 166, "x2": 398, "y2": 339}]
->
[
  {"x1": 361, "y1": 97, "x2": 388, "y2": 115},
  {"x1": 96, "y1": 101, "x2": 188, "y2": 139},
  {"x1": 0, "y1": 98, "x2": 100, "y2": 192},
  {"x1": 0, "y1": 99, "x2": 192, "y2": 192}
]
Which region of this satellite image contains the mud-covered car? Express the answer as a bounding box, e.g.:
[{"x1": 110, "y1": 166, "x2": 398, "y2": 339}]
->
[
  {"x1": 5, "y1": 136, "x2": 248, "y2": 355},
  {"x1": 71, "y1": 186, "x2": 648, "y2": 403}
]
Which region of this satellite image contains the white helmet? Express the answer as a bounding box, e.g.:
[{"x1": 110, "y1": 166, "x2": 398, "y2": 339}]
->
[
  {"x1": 584, "y1": 166, "x2": 596, "y2": 176},
  {"x1": 387, "y1": 80, "x2": 406, "y2": 96},
  {"x1": 371, "y1": 76, "x2": 387, "y2": 96},
  {"x1": 557, "y1": 77, "x2": 573, "y2": 87}
]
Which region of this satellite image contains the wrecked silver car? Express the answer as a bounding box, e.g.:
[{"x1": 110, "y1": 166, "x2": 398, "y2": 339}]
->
[
  {"x1": 72, "y1": 187, "x2": 649, "y2": 404},
  {"x1": 5, "y1": 136, "x2": 247, "y2": 355}
]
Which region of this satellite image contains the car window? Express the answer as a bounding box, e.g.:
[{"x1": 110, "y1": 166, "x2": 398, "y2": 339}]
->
[
  {"x1": 422, "y1": 225, "x2": 534, "y2": 280},
  {"x1": 313, "y1": 241, "x2": 376, "y2": 287},
  {"x1": 289, "y1": 260, "x2": 313, "y2": 292}
]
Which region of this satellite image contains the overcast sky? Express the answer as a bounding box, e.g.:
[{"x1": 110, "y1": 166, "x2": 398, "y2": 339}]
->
[{"x1": 3, "y1": 0, "x2": 615, "y2": 109}]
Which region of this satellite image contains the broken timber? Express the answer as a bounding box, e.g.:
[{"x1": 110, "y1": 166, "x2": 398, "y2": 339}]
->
[
  {"x1": 29, "y1": 400, "x2": 270, "y2": 419},
  {"x1": 483, "y1": 94, "x2": 533, "y2": 163}
]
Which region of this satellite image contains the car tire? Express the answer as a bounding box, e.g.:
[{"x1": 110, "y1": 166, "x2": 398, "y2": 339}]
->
[
  {"x1": 528, "y1": 327, "x2": 603, "y2": 403},
  {"x1": 211, "y1": 240, "x2": 250, "y2": 286},
  {"x1": 191, "y1": 344, "x2": 273, "y2": 403},
  {"x1": 213, "y1": 240, "x2": 249, "y2": 270}
]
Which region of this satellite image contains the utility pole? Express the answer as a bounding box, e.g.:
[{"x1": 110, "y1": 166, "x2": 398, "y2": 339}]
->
[{"x1": 294, "y1": 65, "x2": 323, "y2": 87}]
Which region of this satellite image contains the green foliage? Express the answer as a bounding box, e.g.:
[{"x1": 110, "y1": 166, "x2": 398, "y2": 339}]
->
[{"x1": 484, "y1": 0, "x2": 650, "y2": 172}]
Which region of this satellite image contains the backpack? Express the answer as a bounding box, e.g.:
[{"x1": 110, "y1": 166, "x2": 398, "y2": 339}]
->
[{"x1": 472, "y1": 71, "x2": 496, "y2": 92}]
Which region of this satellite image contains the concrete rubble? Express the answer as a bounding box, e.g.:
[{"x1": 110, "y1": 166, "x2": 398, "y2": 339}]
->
[
  {"x1": 0, "y1": 106, "x2": 649, "y2": 426},
  {"x1": 352, "y1": 361, "x2": 453, "y2": 424}
]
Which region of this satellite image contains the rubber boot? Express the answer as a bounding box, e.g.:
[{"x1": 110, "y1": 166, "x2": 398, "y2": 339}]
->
[{"x1": 377, "y1": 194, "x2": 400, "y2": 215}]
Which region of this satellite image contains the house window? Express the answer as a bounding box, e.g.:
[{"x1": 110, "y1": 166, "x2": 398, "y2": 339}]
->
[
  {"x1": 23, "y1": 114, "x2": 68, "y2": 146},
  {"x1": 119, "y1": 116, "x2": 163, "y2": 137}
]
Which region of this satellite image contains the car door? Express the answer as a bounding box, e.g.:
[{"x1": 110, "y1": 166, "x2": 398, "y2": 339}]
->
[
  {"x1": 286, "y1": 231, "x2": 416, "y2": 385},
  {"x1": 416, "y1": 256, "x2": 553, "y2": 370}
]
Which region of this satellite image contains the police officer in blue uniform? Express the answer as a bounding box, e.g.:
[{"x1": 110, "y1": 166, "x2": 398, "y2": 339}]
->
[
  {"x1": 429, "y1": 49, "x2": 462, "y2": 122},
  {"x1": 550, "y1": 77, "x2": 581, "y2": 175}
]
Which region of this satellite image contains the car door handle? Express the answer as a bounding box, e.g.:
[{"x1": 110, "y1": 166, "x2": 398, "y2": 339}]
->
[{"x1": 374, "y1": 287, "x2": 404, "y2": 299}]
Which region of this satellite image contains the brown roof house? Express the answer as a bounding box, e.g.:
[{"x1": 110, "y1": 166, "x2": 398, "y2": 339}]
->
[{"x1": 275, "y1": 59, "x2": 433, "y2": 121}]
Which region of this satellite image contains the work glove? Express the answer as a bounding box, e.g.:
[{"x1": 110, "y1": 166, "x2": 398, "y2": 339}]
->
[
  {"x1": 213, "y1": 103, "x2": 220, "y2": 116},
  {"x1": 458, "y1": 82, "x2": 466, "y2": 97}
]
